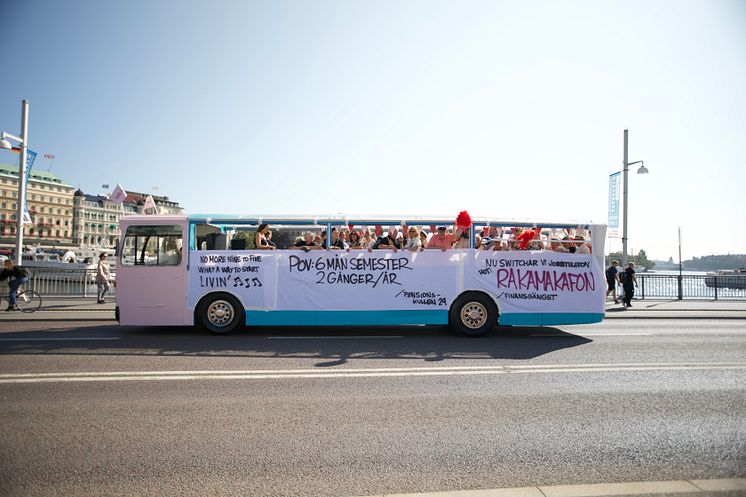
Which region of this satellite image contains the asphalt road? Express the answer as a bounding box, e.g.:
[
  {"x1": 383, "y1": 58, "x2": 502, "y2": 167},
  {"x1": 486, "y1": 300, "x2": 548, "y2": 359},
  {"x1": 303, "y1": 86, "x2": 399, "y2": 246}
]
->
[{"x1": 1, "y1": 319, "x2": 745, "y2": 497}]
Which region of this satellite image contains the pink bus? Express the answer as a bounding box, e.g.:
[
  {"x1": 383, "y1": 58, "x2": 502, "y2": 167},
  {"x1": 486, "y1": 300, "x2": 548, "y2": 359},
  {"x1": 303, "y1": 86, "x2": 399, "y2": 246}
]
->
[{"x1": 116, "y1": 214, "x2": 606, "y2": 336}]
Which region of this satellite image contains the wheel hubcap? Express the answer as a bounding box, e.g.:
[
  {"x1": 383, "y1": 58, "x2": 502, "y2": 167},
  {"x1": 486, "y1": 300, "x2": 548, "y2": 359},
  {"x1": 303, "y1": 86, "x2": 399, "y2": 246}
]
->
[
  {"x1": 207, "y1": 300, "x2": 234, "y2": 327},
  {"x1": 461, "y1": 302, "x2": 487, "y2": 329}
]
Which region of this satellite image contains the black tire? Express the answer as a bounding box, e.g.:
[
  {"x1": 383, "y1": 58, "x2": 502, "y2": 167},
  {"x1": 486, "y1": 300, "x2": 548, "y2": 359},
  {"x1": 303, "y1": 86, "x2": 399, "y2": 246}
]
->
[
  {"x1": 449, "y1": 291, "x2": 498, "y2": 337},
  {"x1": 197, "y1": 293, "x2": 244, "y2": 335},
  {"x1": 16, "y1": 290, "x2": 42, "y2": 313}
]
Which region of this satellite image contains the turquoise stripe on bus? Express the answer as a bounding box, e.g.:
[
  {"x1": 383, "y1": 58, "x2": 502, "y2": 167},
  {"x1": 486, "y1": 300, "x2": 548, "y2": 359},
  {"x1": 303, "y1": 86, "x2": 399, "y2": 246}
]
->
[
  {"x1": 244, "y1": 311, "x2": 603, "y2": 327},
  {"x1": 245, "y1": 310, "x2": 449, "y2": 326},
  {"x1": 498, "y1": 313, "x2": 604, "y2": 326}
]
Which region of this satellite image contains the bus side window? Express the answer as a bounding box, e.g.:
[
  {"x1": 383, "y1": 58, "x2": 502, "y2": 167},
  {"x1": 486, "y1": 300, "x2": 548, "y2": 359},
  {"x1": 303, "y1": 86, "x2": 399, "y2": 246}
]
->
[{"x1": 121, "y1": 225, "x2": 183, "y2": 266}]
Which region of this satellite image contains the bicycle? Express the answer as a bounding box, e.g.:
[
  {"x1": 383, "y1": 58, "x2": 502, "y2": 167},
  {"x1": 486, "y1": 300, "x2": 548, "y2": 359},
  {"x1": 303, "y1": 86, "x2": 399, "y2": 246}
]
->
[{"x1": 1, "y1": 280, "x2": 42, "y2": 313}]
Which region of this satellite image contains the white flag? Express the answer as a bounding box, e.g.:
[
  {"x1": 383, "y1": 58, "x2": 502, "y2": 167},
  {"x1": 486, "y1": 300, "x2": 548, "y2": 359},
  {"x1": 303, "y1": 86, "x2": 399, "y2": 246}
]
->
[
  {"x1": 110, "y1": 183, "x2": 127, "y2": 204},
  {"x1": 22, "y1": 211, "x2": 33, "y2": 225},
  {"x1": 143, "y1": 195, "x2": 159, "y2": 214}
]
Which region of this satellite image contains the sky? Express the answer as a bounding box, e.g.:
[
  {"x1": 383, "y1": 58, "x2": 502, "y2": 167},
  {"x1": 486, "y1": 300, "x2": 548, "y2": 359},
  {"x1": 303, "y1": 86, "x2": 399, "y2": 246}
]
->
[{"x1": 1, "y1": 0, "x2": 744, "y2": 261}]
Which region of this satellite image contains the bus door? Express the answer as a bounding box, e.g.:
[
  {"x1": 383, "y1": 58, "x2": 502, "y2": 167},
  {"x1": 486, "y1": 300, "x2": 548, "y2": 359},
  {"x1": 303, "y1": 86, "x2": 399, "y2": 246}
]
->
[{"x1": 117, "y1": 223, "x2": 188, "y2": 326}]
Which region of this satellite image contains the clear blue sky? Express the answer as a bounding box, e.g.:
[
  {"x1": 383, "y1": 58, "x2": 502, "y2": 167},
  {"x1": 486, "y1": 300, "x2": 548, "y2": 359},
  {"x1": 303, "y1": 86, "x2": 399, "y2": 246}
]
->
[{"x1": 2, "y1": 0, "x2": 744, "y2": 260}]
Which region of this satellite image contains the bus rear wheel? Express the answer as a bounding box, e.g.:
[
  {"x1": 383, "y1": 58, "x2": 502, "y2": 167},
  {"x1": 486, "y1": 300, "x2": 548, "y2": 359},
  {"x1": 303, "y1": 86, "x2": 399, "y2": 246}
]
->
[
  {"x1": 449, "y1": 292, "x2": 498, "y2": 337},
  {"x1": 198, "y1": 293, "x2": 244, "y2": 335}
]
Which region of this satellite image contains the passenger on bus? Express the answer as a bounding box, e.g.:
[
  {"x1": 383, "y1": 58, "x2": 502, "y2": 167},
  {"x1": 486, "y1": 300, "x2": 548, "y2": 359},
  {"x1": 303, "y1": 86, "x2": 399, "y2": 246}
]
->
[
  {"x1": 525, "y1": 227, "x2": 545, "y2": 251},
  {"x1": 254, "y1": 224, "x2": 275, "y2": 250},
  {"x1": 562, "y1": 235, "x2": 576, "y2": 253},
  {"x1": 452, "y1": 228, "x2": 470, "y2": 249},
  {"x1": 489, "y1": 227, "x2": 506, "y2": 251},
  {"x1": 348, "y1": 231, "x2": 364, "y2": 250},
  {"x1": 549, "y1": 236, "x2": 568, "y2": 252},
  {"x1": 361, "y1": 230, "x2": 376, "y2": 251},
  {"x1": 322, "y1": 228, "x2": 347, "y2": 250},
  {"x1": 574, "y1": 236, "x2": 590, "y2": 254},
  {"x1": 265, "y1": 230, "x2": 276, "y2": 249},
  {"x1": 480, "y1": 234, "x2": 501, "y2": 250},
  {"x1": 427, "y1": 226, "x2": 456, "y2": 251},
  {"x1": 294, "y1": 232, "x2": 319, "y2": 252},
  {"x1": 419, "y1": 230, "x2": 429, "y2": 251},
  {"x1": 372, "y1": 227, "x2": 400, "y2": 252},
  {"x1": 403, "y1": 226, "x2": 422, "y2": 252},
  {"x1": 506, "y1": 227, "x2": 522, "y2": 250}
]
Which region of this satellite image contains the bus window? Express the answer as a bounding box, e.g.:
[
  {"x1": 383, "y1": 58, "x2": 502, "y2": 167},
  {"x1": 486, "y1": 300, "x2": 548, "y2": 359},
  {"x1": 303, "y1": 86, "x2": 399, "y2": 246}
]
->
[{"x1": 121, "y1": 225, "x2": 183, "y2": 266}]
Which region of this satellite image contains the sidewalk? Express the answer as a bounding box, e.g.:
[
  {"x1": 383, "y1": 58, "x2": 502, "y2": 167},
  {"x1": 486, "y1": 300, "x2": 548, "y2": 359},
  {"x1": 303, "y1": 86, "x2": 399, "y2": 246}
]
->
[
  {"x1": 1, "y1": 297, "x2": 116, "y2": 322},
  {"x1": 603, "y1": 299, "x2": 746, "y2": 319},
  {"x1": 0, "y1": 297, "x2": 744, "y2": 323}
]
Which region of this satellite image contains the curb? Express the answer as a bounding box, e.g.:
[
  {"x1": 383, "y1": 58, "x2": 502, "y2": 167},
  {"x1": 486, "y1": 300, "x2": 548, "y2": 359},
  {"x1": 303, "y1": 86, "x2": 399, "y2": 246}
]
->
[
  {"x1": 604, "y1": 314, "x2": 746, "y2": 320},
  {"x1": 351, "y1": 477, "x2": 746, "y2": 497}
]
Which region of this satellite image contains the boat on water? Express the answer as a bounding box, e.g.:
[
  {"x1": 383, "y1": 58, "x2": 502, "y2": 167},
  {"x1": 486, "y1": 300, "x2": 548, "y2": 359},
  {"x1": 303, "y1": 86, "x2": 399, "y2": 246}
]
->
[
  {"x1": 704, "y1": 269, "x2": 746, "y2": 290},
  {"x1": 21, "y1": 248, "x2": 92, "y2": 270}
]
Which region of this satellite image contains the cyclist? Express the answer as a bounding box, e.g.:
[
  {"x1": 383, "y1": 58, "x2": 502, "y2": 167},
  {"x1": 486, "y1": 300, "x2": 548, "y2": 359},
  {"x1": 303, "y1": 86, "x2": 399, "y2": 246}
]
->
[{"x1": 0, "y1": 259, "x2": 29, "y2": 311}]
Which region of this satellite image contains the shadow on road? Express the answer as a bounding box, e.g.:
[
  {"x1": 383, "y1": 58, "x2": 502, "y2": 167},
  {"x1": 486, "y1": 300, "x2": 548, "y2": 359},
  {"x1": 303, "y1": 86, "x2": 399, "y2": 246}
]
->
[{"x1": 0, "y1": 324, "x2": 592, "y2": 366}]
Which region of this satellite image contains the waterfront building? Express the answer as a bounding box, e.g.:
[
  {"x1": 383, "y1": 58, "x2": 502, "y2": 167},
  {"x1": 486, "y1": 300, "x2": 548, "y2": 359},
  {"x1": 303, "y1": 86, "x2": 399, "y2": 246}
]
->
[
  {"x1": 72, "y1": 191, "x2": 184, "y2": 249},
  {"x1": 0, "y1": 163, "x2": 75, "y2": 248},
  {"x1": 72, "y1": 191, "x2": 125, "y2": 248},
  {"x1": 0, "y1": 162, "x2": 184, "y2": 251},
  {"x1": 124, "y1": 191, "x2": 184, "y2": 215}
]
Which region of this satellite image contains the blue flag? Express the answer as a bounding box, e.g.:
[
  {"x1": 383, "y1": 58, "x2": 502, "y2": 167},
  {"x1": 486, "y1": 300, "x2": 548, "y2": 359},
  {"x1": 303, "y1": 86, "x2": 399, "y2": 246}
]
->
[{"x1": 21, "y1": 150, "x2": 37, "y2": 224}]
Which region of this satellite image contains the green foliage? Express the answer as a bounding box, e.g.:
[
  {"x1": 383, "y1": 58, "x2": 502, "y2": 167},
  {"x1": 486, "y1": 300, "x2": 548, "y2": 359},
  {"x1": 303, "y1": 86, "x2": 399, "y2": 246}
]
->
[
  {"x1": 684, "y1": 254, "x2": 746, "y2": 271},
  {"x1": 607, "y1": 249, "x2": 654, "y2": 270}
]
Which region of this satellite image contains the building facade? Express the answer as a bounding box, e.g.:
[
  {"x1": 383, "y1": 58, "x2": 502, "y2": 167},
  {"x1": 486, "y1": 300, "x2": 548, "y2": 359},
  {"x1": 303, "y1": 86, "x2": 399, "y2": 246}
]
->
[
  {"x1": 1, "y1": 162, "x2": 184, "y2": 251},
  {"x1": 72, "y1": 192, "x2": 128, "y2": 248},
  {"x1": 72, "y1": 190, "x2": 184, "y2": 249},
  {"x1": 124, "y1": 191, "x2": 184, "y2": 215},
  {"x1": 0, "y1": 163, "x2": 75, "y2": 248}
]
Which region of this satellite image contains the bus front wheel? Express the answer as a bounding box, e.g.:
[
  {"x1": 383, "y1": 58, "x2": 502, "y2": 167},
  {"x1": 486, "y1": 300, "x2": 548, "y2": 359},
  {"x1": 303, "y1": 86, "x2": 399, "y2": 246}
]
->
[
  {"x1": 449, "y1": 292, "x2": 498, "y2": 337},
  {"x1": 198, "y1": 293, "x2": 244, "y2": 335}
]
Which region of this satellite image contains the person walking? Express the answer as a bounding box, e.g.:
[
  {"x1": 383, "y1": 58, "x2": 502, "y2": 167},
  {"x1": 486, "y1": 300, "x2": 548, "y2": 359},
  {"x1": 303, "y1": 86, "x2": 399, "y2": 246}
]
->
[
  {"x1": 0, "y1": 259, "x2": 29, "y2": 311},
  {"x1": 96, "y1": 253, "x2": 111, "y2": 304},
  {"x1": 621, "y1": 261, "x2": 638, "y2": 307},
  {"x1": 605, "y1": 260, "x2": 620, "y2": 303}
]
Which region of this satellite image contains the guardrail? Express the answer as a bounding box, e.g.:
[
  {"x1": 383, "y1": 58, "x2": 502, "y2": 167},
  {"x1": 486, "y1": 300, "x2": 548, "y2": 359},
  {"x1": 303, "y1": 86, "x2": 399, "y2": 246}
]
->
[
  {"x1": 0, "y1": 268, "x2": 117, "y2": 298},
  {"x1": 637, "y1": 274, "x2": 746, "y2": 301},
  {"x1": 2, "y1": 269, "x2": 743, "y2": 301}
]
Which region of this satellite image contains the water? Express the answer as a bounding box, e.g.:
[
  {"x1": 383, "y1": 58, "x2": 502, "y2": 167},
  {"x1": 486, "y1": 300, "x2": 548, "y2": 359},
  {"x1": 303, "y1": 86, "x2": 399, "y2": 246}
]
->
[{"x1": 636, "y1": 271, "x2": 746, "y2": 300}]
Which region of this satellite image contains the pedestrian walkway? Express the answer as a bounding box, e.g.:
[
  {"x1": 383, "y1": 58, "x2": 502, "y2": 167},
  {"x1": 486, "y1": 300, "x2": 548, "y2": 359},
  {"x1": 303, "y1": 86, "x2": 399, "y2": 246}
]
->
[
  {"x1": 1, "y1": 297, "x2": 116, "y2": 322},
  {"x1": 0, "y1": 297, "x2": 744, "y2": 323},
  {"x1": 604, "y1": 299, "x2": 746, "y2": 319}
]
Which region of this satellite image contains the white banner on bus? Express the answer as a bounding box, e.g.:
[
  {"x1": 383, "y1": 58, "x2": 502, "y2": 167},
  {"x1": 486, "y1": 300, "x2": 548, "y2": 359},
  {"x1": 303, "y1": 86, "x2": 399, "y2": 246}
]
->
[
  {"x1": 465, "y1": 250, "x2": 605, "y2": 315},
  {"x1": 188, "y1": 251, "x2": 278, "y2": 310},
  {"x1": 279, "y1": 250, "x2": 461, "y2": 311},
  {"x1": 188, "y1": 250, "x2": 604, "y2": 317}
]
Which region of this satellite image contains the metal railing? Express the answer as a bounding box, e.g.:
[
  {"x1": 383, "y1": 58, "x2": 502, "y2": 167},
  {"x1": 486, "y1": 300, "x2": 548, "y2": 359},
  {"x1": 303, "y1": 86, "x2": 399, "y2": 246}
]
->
[
  {"x1": 0, "y1": 268, "x2": 116, "y2": 298},
  {"x1": 637, "y1": 274, "x2": 746, "y2": 300},
  {"x1": 3, "y1": 269, "x2": 743, "y2": 301}
]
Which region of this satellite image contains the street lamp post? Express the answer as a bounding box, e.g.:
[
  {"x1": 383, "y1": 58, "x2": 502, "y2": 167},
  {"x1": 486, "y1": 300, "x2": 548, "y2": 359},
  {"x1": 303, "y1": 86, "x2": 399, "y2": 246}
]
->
[
  {"x1": 0, "y1": 100, "x2": 30, "y2": 266},
  {"x1": 621, "y1": 129, "x2": 648, "y2": 267}
]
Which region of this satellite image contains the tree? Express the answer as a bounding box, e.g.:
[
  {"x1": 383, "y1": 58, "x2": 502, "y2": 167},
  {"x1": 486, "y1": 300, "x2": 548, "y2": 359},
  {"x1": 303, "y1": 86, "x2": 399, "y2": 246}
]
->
[{"x1": 606, "y1": 249, "x2": 655, "y2": 271}]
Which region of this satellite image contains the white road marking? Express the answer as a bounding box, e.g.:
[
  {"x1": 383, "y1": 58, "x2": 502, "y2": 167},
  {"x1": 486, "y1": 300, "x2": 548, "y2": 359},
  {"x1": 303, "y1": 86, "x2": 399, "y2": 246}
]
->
[
  {"x1": 350, "y1": 477, "x2": 746, "y2": 497},
  {"x1": 1, "y1": 362, "x2": 745, "y2": 384},
  {"x1": 266, "y1": 336, "x2": 404, "y2": 339},
  {"x1": 0, "y1": 337, "x2": 121, "y2": 341},
  {"x1": 530, "y1": 333, "x2": 651, "y2": 337}
]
